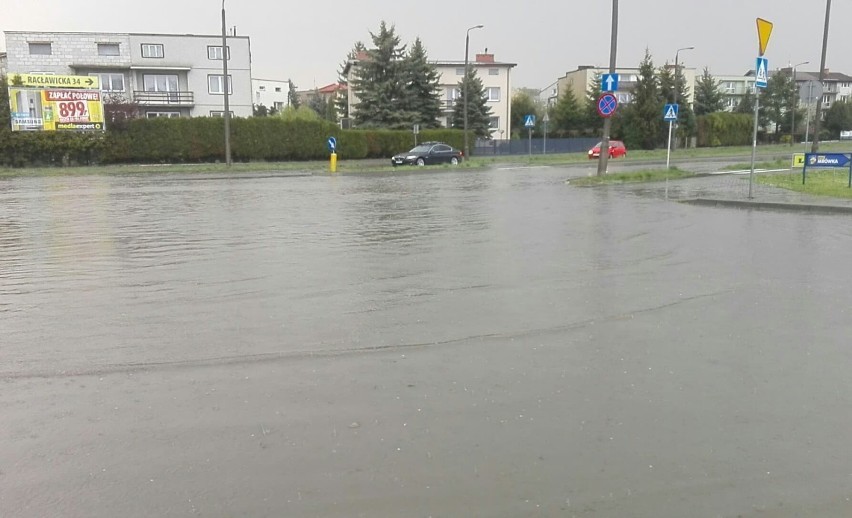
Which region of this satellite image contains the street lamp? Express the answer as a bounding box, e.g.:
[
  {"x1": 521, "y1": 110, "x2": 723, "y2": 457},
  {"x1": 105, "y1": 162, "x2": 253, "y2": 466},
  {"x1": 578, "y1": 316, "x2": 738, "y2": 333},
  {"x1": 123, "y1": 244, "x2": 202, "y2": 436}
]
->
[
  {"x1": 791, "y1": 61, "x2": 809, "y2": 146},
  {"x1": 463, "y1": 24, "x2": 484, "y2": 159},
  {"x1": 672, "y1": 46, "x2": 694, "y2": 150},
  {"x1": 221, "y1": 0, "x2": 232, "y2": 166}
]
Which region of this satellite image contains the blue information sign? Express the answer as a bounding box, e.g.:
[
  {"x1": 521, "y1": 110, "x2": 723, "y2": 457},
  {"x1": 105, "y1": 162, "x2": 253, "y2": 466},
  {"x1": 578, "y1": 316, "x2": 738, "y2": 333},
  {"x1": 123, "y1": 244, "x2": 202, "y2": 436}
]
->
[
  {"x1": 803, "y1": 153, "x2": 852, "y2": 187},
  {"x1": 601, "y1": 73, "x2": 620, "y2": 92},
  {"x1": 327, "y1": 136, "x2": 337, "y2": 152}
]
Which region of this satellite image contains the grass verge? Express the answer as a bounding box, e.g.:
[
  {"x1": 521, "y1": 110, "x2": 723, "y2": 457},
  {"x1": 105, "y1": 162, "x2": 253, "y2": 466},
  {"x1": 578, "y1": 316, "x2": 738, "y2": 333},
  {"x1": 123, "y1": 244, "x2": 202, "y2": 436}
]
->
[
  {"x1": 756, "y1": 169, "x2": 852, "y2": 199},
  {"x1": 569, "y1": 167, "x2": 692, "y2": 186},
  {"x1": 722, "y1": 159, "x2": 790, "y2": 171}
]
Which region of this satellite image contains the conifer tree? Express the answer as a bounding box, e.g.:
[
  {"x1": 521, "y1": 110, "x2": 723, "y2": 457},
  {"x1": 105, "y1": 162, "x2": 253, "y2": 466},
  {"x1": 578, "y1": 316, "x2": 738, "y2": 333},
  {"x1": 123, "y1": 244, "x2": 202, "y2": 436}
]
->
[{"x1": 450, "y1": 68, "x2": 493, "y2": 139}]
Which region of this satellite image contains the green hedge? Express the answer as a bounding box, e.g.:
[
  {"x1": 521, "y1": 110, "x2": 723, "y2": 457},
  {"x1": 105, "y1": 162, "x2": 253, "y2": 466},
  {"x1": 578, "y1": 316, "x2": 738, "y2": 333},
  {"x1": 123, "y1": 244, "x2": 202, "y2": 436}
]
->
[
  {"x1": 0, "y1": 116, "x2": 466, "y2": 167},
  {"x1": 696, "y1": 112, "x2": 754, "y2": 147}
]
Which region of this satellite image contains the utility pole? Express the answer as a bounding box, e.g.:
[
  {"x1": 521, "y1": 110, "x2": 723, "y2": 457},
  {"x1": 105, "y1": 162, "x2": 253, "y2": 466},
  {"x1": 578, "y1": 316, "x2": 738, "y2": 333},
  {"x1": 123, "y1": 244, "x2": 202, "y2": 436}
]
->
[
  {"x1": 812, "y1": 0, "x2": 831, "y2": 153},
  {"x1": 221, "y1": 0, "x2": 232, "y2": 166},
  {"x1": 596, "y1": 0, "x2": 618, "y2": 177}
]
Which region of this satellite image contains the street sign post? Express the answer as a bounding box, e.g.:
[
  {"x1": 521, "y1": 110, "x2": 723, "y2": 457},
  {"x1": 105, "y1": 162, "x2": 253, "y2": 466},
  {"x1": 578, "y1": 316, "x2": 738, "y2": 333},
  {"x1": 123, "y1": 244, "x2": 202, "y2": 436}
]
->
[
  {"x1": 749, "y1": 17, "x2": 773, "y2": 199},
  {"x1": 524, "y1": 114, "x2": 536, "y2": 158},
  {"x1": 601, "y1": 73, "x2": 620, "y2": 92},
  {"x1": 596, "y1": 93, "x2": 618, "y2": 118},
  {"x1": 542, "y1": 112, "x2": 549, "y2": 155},
  {"x1": 664, "y1": 104, "x2": 679, "y2": 172},
  {"x1": 327, "y1": 136, "x2": 338, "y2": 173}
]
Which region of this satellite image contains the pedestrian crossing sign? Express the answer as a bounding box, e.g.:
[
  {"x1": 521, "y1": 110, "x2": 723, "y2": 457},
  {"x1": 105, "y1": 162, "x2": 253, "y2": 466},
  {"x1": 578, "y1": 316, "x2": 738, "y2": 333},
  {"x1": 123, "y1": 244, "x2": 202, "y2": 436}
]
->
[
  {"x1": 663, "y1": 104, "x2": 679, "y2": 122},
  {"x1": 524, "y1": 114, "x2": 536, "y2": 128}
]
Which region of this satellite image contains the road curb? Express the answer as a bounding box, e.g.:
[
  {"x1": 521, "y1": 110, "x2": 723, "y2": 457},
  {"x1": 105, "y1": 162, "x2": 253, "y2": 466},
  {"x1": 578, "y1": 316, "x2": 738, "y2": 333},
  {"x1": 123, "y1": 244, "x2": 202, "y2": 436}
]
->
[{"x1": 681, "y1": 198, "x2": 852, "y2": 215}]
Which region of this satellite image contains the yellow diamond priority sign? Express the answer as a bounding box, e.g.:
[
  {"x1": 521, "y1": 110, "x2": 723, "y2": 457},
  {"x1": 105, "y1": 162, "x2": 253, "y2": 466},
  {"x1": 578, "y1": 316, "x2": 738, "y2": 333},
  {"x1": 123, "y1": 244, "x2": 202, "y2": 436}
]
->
[{"x1": 757, "y1": 18, "x2": 773, "y2": 56}]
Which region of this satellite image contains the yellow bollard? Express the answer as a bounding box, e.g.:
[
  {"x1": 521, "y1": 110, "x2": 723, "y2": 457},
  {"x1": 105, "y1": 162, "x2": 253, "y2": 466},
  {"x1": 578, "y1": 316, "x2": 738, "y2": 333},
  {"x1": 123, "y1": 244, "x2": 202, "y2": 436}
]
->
[{"x1": 330, "y1": 152, "x2": 338, "y2": 173}]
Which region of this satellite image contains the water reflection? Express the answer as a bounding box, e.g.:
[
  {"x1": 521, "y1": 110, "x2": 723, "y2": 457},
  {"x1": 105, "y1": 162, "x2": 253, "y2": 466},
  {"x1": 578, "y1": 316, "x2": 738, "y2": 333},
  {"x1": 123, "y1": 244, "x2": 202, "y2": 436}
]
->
[{"x1": 1, "y1": 169, "x2": 850, "y2": 378}]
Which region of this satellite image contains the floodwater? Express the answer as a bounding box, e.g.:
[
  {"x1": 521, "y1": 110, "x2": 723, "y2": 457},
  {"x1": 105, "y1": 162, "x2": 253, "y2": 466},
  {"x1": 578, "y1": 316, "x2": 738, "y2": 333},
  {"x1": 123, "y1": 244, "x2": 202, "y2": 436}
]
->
[{"x1": 2, "y1": 166, "x2": 852, "y2": 517}]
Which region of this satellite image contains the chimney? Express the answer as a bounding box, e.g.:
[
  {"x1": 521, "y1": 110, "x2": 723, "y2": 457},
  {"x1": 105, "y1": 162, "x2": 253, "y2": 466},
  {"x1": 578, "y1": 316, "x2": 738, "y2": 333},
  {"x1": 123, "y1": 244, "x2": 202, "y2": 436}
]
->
[{"x1": 475, "y1": 53, "x2": 494, "y2": 63}]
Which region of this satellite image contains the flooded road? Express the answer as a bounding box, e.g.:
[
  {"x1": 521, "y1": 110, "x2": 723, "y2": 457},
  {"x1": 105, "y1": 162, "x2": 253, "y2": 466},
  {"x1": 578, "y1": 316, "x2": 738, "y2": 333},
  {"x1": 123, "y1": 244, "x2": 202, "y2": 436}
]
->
[{"x1": 2, "y1": 167, "x2": 852, "y2": 517}]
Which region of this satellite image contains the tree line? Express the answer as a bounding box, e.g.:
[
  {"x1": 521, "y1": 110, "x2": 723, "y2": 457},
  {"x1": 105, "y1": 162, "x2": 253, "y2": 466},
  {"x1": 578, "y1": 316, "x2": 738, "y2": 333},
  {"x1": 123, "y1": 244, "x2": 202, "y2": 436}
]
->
[{"x1": 512, "y1": 50, "x2": 852, "y2": 149}]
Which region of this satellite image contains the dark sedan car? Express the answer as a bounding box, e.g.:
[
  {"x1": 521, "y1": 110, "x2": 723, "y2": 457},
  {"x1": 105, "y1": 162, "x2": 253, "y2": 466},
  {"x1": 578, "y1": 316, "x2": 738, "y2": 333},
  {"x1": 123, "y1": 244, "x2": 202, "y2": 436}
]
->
[{"x1": 391, "y1": 142, "x2": 464, "y2": 167}]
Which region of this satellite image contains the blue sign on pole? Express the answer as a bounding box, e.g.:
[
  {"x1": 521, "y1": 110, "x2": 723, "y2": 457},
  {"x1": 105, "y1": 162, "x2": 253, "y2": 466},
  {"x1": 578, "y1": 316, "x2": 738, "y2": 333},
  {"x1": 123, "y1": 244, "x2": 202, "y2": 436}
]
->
[
  {"x1": 327, "y1": 136, "x2": 337, "y2": 152},
  {"x1": 755, "y1": 57, "x2": 769, "y2": 88},
  {"x1": 805, "y1": 153, "x2": 851, "y2": 168},
  {"x1": 601, "y1": 73, "x2": 620, "y2": 92},
  {"x1": 803, "y1": 153, "x2": 852, "y2": 187},
  {"x1": 596, "y1": 93, "x2": 618, "y2": 118},
  {"x1": 663, "y1": 104, "x2": 679, "y2": 122},
  {"x1": 524, "y1": 114, "x2": 536, "y2": 128}
]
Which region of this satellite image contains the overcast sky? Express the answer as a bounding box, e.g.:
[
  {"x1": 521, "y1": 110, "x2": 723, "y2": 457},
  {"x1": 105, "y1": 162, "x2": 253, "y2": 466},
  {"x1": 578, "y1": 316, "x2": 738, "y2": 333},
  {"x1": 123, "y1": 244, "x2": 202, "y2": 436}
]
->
[{"x1": 4, "y1": 0, "x2": 850, "y2": 90}]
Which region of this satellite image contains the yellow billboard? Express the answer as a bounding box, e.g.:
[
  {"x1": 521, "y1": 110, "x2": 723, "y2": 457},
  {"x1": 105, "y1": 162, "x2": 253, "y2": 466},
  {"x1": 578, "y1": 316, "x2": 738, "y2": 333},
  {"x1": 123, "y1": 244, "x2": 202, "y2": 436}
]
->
[{"x1": 7, "y1": 73, "x2": 105, "y2": 131}]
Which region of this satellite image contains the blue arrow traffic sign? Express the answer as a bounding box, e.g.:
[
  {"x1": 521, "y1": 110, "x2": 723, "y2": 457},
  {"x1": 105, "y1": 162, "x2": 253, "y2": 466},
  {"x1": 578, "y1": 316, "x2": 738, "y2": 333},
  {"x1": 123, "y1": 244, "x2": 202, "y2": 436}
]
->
[
  {"x1": 755, "y1": 57, "x2": 768, "y2": 88},
  {"x1": 601, "y1": 73, "x2": 620, "y2": 92},
  {"x1": 663, "y1": 104, "x2": 679, "y2": 122},
  {"x1": 524, "y1": 114, "x2": 536, "y2": 128},
  {"x1": 327, "y1": 136, "x2": 337, "y2": 152},
  {"x1": 597, "y1": 93, "x2": 618, "y2": 118}
]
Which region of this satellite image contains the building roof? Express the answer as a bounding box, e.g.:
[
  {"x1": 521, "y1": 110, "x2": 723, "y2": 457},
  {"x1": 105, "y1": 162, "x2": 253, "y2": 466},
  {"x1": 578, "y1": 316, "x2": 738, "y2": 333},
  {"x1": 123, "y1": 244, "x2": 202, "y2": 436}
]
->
[
  {"x1": 318, "y1": 82, "x2": 346, "y2": 94},
  {"x1": 4, "y1": 30, "x2": 249, "y2": 40}
]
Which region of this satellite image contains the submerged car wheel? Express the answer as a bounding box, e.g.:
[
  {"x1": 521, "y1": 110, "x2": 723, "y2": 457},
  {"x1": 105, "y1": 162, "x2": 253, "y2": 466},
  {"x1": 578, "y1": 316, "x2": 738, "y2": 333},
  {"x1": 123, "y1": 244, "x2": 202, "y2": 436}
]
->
[
  {"x1": 416, "y1": 158, "x2": 426, "y2": 166},
  {"x1": 450, "y1": 157, "x2": 459, "y2": 165}
]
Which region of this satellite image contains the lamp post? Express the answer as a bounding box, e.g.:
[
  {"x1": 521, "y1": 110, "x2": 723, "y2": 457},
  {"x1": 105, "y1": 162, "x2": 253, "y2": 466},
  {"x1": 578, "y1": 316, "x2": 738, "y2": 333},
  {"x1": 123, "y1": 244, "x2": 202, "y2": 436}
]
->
[
  {"x1": 221, "y1": 0, "x2": 232, "y2": 166},
  {"x1": 791, "y1": 61, "x2": 809, "y2": 146},
  {"x1": 672, "y1": 46, "x2": 694, "y2": 150},
  {"x1": 463, "y1": 24, "x2": 484, "y2": 160}
]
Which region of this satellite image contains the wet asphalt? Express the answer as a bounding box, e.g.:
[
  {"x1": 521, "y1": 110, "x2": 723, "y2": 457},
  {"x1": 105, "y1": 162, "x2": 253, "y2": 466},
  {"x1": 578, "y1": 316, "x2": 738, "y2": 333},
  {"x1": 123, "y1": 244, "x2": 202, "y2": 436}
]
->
[{"x1": 2, "y1": 165, "x2": 851, "y2": 517}]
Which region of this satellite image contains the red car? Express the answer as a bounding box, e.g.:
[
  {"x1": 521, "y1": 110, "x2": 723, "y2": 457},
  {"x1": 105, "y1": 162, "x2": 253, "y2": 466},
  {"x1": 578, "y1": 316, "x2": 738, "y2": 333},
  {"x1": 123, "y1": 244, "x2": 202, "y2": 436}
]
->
[{"x1": 588, "y1": 140, "x2": 627, "y2": 159}]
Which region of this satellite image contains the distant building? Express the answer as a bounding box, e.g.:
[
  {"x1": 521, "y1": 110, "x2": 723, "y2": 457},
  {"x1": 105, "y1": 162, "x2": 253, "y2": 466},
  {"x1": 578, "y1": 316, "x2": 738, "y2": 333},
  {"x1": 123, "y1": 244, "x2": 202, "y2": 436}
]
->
[
  {"x1": 556, "y1": 65, "x2": 697, "y2": 107},
  {"x1": 252, "y1": 78, "x2": 290, "y2": 113},
  {"x1": 344, "y1": 52, "x2": 516, "y2": 138},
  {"x1": 0, "y1": 52, "x2": 7, "y2": 76},
  {"x1": 3, "y1": 30, "x2": 253, "y2": 118}
]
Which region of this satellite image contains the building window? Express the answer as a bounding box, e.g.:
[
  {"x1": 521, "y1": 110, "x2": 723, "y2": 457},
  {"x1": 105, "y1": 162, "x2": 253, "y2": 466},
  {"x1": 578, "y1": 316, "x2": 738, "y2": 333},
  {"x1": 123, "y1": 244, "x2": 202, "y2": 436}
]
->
[
  {"x1": 275, "y1": 87, "x2": 282, "y2": 92},
  {"x1": 97, "y1": 43, "x2": 120, "y2": 56},
  {"x1": 456, "y1": 68, "x2": 465, "y2": 75},
  {"x1": 143, "y1": 74, "x2": 179, "y2": 92},
  {"x1": 28, "y1": 42, "x2": 52, "y2": 55},
  {"x1": 141, "y1": 44, "x2": 164, "y2": 58},
  {"x1": 258, "y1": 85, "x2": 266, "y2": 91},
  {"x1": 489, "y1": 116, "x2": 499, "y2": 129},
  {"x1": 823, "y1": 95, "x2": 831, "y2": 104},
  {"x1": 207, "y1": 46, "x2": 230, "y2": 60},
  {"x1": 146, "y1": 112, "x2": 180, "y2": 118},
  {"x1": 92, "y1": 73, "x2": 125, "y2": 92},
  {"x1": 489, "y1": 68, "x2": 499, "y2": 76},
  {"x1": 487, "y1": 87, "x2": 500, "y2": 101},
  {"x1": 210, "y1": 111, "x2": 234, "y2": 117},
  {"x1": 208, "y1": 75, "x2": 233, "y2": 95}
]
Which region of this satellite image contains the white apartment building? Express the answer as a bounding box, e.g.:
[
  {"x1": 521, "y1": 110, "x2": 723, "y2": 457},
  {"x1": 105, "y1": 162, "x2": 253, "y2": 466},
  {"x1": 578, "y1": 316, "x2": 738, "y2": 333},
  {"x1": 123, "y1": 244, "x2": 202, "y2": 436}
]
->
[
  {"x1": 714, "y1": 74, "x2": 756, "y2": 111},
  {"x1": 344, "y1": 52, "x2": 516, "y2": 138},
  {"x1": 433, "y1": 53, "x2": 516, "y2": 139},
  {"x1": 252, "y1": 78, "x2": 290, "y2": 113},
  {"x1": 3, "y1": 31, "x2": 253, "y2": 118}
]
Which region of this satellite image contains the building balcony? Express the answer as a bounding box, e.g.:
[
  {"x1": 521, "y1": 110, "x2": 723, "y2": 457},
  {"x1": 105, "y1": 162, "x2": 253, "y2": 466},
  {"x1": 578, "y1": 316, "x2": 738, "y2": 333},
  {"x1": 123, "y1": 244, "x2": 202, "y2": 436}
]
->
[{"x1": 133, "y1": 91, "x2": 195, "y2": 106}]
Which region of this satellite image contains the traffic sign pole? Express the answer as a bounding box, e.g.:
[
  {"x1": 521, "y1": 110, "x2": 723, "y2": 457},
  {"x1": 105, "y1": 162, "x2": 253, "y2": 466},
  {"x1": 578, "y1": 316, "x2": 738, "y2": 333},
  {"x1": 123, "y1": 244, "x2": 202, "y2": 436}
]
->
[{"x1": 749, "y1": 91, "x2": 760, "y2": 198}]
